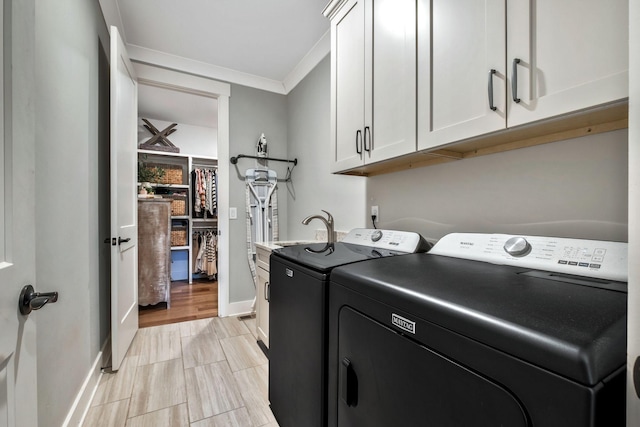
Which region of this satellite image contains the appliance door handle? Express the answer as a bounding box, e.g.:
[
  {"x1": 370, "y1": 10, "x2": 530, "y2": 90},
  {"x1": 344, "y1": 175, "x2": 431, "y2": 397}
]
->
[
  {"x1": 488, "y1": 69, "x2": 497, "y2": 111},
  {"x1": 512, "y1": 58, "x2": 521, "y2": 103},
  {"x1": 341, "y1": 357, "x2": 358, "y2": 407},
  {"x1": 355, "y1": 130, "x2": 362, "y2": 155},
  {"x1": 363, "y1": 126, "x2": 371, "y2": 152}
]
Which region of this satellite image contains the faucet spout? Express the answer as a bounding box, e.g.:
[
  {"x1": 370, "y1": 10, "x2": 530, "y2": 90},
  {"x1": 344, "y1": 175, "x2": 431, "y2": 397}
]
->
[{"x1": 302, "y1": 210, "x2": 335, "y2": 244}]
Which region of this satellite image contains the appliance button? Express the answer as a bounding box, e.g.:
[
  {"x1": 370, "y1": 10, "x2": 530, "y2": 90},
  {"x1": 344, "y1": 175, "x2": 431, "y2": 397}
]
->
[
  {"x1": 503, "y1": 237, "x2": 531, "y2": 257},
  {"x1": 371, "y1": 230, "x2": 383, "y2": 242}
]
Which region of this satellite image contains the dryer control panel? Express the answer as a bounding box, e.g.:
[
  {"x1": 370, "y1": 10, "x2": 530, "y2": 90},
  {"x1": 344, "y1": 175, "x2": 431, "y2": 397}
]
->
[
  {"x1": 342, "y1": 228, "x2": 432, "y2": 254},
  {"x1": 430, "y1": 233, "x2": 627, "y2": 282}
]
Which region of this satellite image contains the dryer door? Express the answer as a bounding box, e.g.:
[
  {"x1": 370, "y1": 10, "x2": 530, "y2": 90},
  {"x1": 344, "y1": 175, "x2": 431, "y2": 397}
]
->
[{"x1": 337, "y1": 307, "x2": 529, "y2": 427}]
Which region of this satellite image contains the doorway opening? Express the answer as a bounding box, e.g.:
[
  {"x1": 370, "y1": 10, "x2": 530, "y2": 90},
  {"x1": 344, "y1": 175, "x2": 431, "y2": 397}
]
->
[{"x1": 133, "y1": 65, "x2": 230, "y2": 328}]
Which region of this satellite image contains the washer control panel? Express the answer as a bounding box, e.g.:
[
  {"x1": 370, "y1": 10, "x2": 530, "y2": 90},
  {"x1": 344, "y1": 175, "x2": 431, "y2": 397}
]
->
[
  {"x1": 430, "y1": 233, "x2": 627, "y2": 282},
  {"x1": 342, "y1": 228, "x2": 430, "y2": 253}
]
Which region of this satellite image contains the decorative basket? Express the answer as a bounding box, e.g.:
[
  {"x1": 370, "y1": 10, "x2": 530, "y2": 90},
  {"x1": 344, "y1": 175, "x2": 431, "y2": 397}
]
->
[
  {"x1": 169, "y1": 196, "x2": 187, "y2": 216},
  {"x1": 171, "y1": 227, "x2": 187, "y2": 247},
  {"x1": 157, "y1": 165, "x2": 183, "y2": 185}
]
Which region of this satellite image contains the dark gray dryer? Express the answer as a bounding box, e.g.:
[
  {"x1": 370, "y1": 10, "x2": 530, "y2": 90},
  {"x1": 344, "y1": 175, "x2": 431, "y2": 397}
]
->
[{"x1": 327, "y1": 233, "x2": 627, "y2": 427}]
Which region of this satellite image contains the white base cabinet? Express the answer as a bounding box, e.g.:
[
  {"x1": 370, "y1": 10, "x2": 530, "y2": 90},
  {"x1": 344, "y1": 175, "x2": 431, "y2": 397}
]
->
[{"x1": 256, "y1": 245, "x2": 272, "y2": 348}]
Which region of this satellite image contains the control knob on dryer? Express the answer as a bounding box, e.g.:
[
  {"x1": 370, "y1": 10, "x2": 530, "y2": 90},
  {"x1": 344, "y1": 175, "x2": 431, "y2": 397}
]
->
[
  {"x1": 503, "y1": 236, "x2": 531, "y2": 257},
  {"x1": 371, "y1": 230, "x2": 383, "y2": 242}
]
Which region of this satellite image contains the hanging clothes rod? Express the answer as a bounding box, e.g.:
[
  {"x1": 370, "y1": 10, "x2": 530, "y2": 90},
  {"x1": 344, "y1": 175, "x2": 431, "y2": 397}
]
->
[
  {"x1": 192, "y1": 163, "x2": 217, "y2": 169},
  {"x1": 230, "y1": 154, "x2": 297, "y2": 166}
]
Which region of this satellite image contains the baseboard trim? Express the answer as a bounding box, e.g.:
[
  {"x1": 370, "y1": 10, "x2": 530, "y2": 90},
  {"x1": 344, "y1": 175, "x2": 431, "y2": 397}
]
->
[
  {"x1": 225, "y1": 299, "x2": 255, "y2": 317},
  {"x1": 62, "y1": 338, "x2": 111, "y2": 427}
]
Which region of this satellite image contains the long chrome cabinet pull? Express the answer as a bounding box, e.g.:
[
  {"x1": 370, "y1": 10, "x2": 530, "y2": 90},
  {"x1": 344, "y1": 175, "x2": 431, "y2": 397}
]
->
[
  {"x1": 355, "y1": 129, "x2": 363, "y2": 154},
  {"x1": 488, "y1": 69, "x2": 497, "y2": 111},
  {"x1": 512, "y1": 58, "x2": 521, "y2": 103},
  {"x1": 364, "y1": 126, "x2": 371, "y2": 152}
]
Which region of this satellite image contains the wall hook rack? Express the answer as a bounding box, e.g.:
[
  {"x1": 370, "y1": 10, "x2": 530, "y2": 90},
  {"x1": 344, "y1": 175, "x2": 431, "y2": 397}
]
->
[
  {"x1": 230, "y1": 154, "x2": 298, "y2": 166},
  {"x1": 230, "y1": 154, "x2": 298, "y2": 182}
]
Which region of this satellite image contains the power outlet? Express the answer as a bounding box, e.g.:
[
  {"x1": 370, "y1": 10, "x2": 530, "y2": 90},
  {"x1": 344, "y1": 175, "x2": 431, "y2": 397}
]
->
[{"x1": 371, "y1": 205, "x2": 379, "y2": 217}]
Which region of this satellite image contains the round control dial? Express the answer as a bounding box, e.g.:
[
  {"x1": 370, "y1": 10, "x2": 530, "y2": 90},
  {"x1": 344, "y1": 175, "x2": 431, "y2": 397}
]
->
[
  {"x1": 503, "y1": 236, "x2": 531, "y2": 257},
  {"x1": 371, "y1": 230, "x2": 383, "y2": 242}
]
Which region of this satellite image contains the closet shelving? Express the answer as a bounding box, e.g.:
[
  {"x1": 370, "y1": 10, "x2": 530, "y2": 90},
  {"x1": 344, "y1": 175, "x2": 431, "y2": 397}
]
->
[{"x1": 137, "y1": 150, "x2": 218, "y2": 284}]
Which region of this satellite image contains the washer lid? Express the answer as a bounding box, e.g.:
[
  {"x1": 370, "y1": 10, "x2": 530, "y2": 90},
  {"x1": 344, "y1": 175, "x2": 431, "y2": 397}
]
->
[
  {"x1": 273, "y1": 242, "x2": 408, "y2": 273},
  {"x1": 330, "y1": 253, "x2": 627, "y2": 386}
]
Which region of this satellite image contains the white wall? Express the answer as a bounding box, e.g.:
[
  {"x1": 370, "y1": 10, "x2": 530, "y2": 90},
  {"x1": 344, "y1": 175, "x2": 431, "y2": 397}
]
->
[
  {"x1": 286, "y1": 56, "x2": 367, "y2": 238},
  {"x1": 138, "y1": 117, "x2": 218, "y2": 157},
  {"x1": 34, "y1": 0, "x2": 108, "y2": 426},
  {"x1": 368, "y1": 129, "x2": 628, "y2": 243}
]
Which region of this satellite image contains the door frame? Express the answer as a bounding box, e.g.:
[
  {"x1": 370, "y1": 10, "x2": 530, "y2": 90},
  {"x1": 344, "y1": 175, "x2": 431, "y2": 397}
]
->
[{"x1": 132, "y1": 63, "x2": 231, "y2": 317}]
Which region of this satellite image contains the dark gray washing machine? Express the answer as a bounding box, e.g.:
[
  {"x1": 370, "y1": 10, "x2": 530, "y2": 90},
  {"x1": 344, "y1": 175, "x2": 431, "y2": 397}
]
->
[
  {"x1": 268, "y1": 228, "x2": 431, "y2": 427},
  {"x1": 327, "y1": 233, "x2": 627, "y2": 427}
]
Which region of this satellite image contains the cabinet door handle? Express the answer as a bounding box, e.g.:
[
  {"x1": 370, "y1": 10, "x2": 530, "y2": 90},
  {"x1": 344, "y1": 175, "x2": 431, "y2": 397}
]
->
[
  {"x1": 488, "y1": 69, "x2": 498, "y2": 111},
  {"x1": 265, "y1": 281, "x2": 270, "y2": 302},
  {"x1": 512, "y1": 58, "x2": 521, "y2": 103},
  {"x1": 341, "y1": 357, "x2": 358, "y2": 407},
  {"x1": 363, "y1": 126, "x2": 371, "y2": 152},
  {"x1": 355, "y1": 130, "x2": 362, "y2": 155}
]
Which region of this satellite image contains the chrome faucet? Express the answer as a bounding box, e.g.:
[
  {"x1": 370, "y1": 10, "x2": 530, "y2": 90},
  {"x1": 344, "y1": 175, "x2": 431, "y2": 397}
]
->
[{"x1": 302, "y1": 210, "x2": 335, "y2": 244}]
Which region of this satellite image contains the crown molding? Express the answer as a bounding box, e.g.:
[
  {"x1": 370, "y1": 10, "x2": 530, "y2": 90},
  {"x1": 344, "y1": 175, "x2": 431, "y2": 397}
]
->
[{"x1": 322, "y1": 0, "x2": 350, "y2": 19}]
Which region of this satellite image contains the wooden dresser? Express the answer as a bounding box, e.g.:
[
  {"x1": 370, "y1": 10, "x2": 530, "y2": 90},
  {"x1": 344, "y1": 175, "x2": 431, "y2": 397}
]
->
[{"x1": 138, "y1": 199, "x2": 171, "y2": 307}]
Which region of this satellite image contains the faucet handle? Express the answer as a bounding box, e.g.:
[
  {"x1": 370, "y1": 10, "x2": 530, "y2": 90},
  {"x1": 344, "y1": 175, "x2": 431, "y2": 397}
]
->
[{"x1": 321, "y1": 210, "x2": 334, "y2": 223}]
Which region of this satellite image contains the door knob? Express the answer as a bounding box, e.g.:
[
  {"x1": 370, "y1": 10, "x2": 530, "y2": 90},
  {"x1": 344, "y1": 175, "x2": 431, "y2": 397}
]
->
[
  {"x1": 19, "y1": 284, "x2": 59, "y2": 315},
  {"x1": 118, "y1": 237, "x2": 131, "y2": 245}
]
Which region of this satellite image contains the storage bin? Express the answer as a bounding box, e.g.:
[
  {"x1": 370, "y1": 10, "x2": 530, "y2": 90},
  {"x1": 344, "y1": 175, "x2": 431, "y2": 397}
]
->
[
  {"x1": 171, "y1": 250, "x2": 189, "y2": 281},
  {"x1": 169, "y1": 195, "x2": 187, "y2": 216},
  {"x1": 171, "y1": 227, "x2": 187, "y2": 247}
]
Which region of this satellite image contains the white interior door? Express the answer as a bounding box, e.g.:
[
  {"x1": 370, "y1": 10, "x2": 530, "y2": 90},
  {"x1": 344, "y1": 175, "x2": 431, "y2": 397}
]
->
[
  {"x1": 0, "y1": 0, "x2": 38, "y2": 425},
  {"x1": 110, "y1": 25, "x2": 138, "y2": 371}
]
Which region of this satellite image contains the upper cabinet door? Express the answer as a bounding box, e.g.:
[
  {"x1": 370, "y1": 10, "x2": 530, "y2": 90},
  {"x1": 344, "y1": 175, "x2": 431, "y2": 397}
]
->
[
  {"x1": 418, "y1": 0, "x2": 506, "y2": 151},
  {"x1": 367, "y1": 0, "x2": 416, "y2": 164},
  {"x1": 507, "y1": 0, "x2": 629, "y2": 127},
  {"x1": 331, "y1": 0, "x2": 367, "y2": 173}
]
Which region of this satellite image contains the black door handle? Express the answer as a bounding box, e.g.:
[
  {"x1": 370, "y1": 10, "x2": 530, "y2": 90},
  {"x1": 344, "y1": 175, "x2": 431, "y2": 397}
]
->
[
  {"x1": 118, "y1": 237, "x2": 131, "y2": 245},
  {"x1": 341, "y1": 357, "x2": 358, "y2": 407},
  {"x1": 488, "y1": 69, "x2": 498, "y2": 111},
  {"x1": 512, "y1": 58, "x2": 521, "y2": 103},
  {"x1": 19, "y1": 284, "x2": 59, "y2": 315}
]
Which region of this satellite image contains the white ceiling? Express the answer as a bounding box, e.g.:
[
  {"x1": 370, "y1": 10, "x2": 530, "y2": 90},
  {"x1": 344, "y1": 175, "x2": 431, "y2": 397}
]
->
[
  {"x1": 103, "y1": 0, "x2": 331, "y2": 129},
  {"x1": 113, "y1": 0, "x2": 330, "y2": 83}
]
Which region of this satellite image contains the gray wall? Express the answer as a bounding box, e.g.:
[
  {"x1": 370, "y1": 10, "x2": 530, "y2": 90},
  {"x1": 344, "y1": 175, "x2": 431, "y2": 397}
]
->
[
  {"x1": 229, "y1": 84, "x2": 288, "y2": 303},
  {"x1": 286, "y1": 56, "x2": 367, "y2": 239},
  {"x1": 34, "y1": 0, "x2": 109, "y2": 425},
  {"x1": 368, "y1": 129, "x2": 629, "y2": 243}
]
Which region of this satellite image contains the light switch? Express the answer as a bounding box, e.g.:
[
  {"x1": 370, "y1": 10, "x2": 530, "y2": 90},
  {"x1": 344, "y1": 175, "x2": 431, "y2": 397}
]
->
[{"x1": 230, "y1": 207, "x2": 237, "y2": 219}]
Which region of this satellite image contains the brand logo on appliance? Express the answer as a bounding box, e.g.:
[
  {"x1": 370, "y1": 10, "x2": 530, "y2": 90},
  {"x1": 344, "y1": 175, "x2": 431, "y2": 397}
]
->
[
  {"x1": 392, "y1": 314, "x2": 415, "y2": 334},
  {"x1": 460, "y1": 241, "x2": 474, "y2": 246},
  {"x1": 285, "y1": 268, "x2": 294, "y2": 278}
]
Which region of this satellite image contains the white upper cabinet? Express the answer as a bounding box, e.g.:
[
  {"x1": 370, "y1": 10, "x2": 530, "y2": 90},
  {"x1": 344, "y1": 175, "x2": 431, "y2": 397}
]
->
[
  {"x1": 418, "y1": 0, "x2": 628, "y2": 152},
  {"x1": 327, "y1": 0, "x2": 416, "y2": 173},
  {"x1": 507, "y1": 0, "x2": 628, "y2": 127},
  {"x1": 418, "y1": 0, "x2": 506, "y2": 151}
]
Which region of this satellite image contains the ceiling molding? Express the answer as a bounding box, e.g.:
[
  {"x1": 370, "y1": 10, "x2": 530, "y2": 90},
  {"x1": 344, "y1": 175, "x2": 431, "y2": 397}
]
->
[
  {"x1": 98, "y1": 0, "x2": 124, "y2": 37},
  {"x1": 283, "y1": 30, "x2": 331, "y2": 94},
  {"x1": 127, "y1": 44, "x2": 287, "y2": 94},
  {"x1": 323, "y1": 0, "x2": 350, "y2": 19}
]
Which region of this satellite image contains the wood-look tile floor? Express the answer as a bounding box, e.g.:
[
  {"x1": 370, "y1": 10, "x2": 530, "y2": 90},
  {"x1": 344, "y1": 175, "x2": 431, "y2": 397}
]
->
[{"x1": 84, "y1": 315, "x2": 279, "y2": 427}]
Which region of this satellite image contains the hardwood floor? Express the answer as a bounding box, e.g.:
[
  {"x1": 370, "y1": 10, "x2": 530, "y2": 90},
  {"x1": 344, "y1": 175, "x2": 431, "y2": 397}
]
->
[{"x1": 139, "y1": 279, "x2": 218, "y2": 328}]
